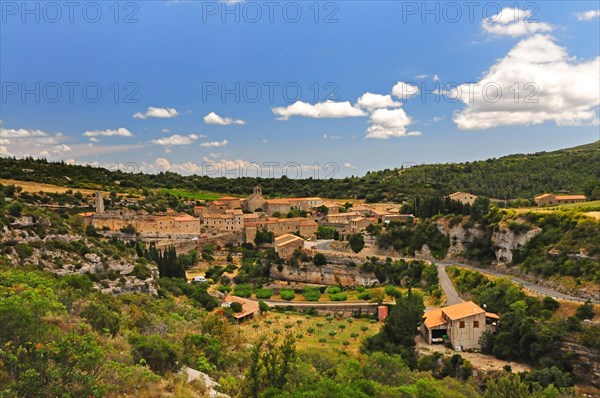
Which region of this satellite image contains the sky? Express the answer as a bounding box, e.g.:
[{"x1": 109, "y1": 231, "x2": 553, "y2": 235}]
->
[{"x1": 1, "y1": 0, "x2": 599, "y2": 179}]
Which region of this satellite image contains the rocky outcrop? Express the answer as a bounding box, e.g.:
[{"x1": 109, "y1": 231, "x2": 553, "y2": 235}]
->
[
  {"x1": 492, "y1": 224, "x2": 541, "y2": 263},
  {"x1": 559, "y1": 338, "x2": 600, "y2": 389},
  {"x1": 270, "y1": 254, "x2": 379, "y2": 287}
]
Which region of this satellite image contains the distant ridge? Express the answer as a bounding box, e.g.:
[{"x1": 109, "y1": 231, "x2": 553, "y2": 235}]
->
[{"x1": 1, "y1": 141, "x2": 598, "y2": 201}]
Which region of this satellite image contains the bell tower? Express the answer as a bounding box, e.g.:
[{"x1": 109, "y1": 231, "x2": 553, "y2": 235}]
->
[{"x1": 95, "y1": 191, "x2": 104, "y2": 214}]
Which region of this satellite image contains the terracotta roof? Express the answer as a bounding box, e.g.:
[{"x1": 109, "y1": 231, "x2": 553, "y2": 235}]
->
[
  {"x1": 78, "y1": 212, "x2": 95, "y2": 217},
  {"x1": 265, "y1": 199, "x2": 292, "y2": 204},
  {"x1": 555, "y1": 195, "x2": 586, "y2": 200},
  {"x1": 274, "y1": 234, "x2": 305, "y2": 246},
  {"x1": 226, "y1": 296, "x2": 259, "y2": 319},
  {"x1": 174, "y1": 215, "x2": 198, "y2": 222},
  {"x1": 485, "y1": 312, "x2": 500, "y2": 319},
  {"x1": 219, "y1": 196, "x2": 239, "y2": 200},
  {"x1": 441, "y1": 301, "x2": 485, "y2": 320},
  {"x1": 423, "y1": 308, "x2": 446, "y2": 328},
  {"x1": 535, "y1": 193, "x2": 554, "y2": 200},
  {"x1": 449, "y1": 191, "x2": 477, "y2": 198}
]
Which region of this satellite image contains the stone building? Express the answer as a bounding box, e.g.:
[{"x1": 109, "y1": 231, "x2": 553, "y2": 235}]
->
[
  {"x1": 420, "y1": 301, "x2": 499, "y2": 351},
  {"x1": 274, "y1": 234, "x2": 305, "y2": 259},
  {"x1": 243, "y1": 186, "x2": 266, "y2": 212},
  {"x1": 448, "y1": 192, "x2": 478, "y2": 205},
  {"x1": 534, "y1": 193, "x2": 587, "y2": 207}
]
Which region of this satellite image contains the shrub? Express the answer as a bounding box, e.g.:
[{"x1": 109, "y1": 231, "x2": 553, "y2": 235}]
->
[
  {"x1": 254, "y1": 288, "x2": 273, "y2": 300},
  {"x1": 129, "y1": 334, "x2": 181, "y2": 375},
  {"x1": 326, "y1": 286, "x2": 341, "y2": 294},
  {"x1": 230, "y1": 302, "x2": 243, "y2": 313},
  {"x1": 233, "y1": 284, "x2": 253, "y2": 298},
  {"x1": 280, "y1": 289, "x2": 295, "y2": 301},
  {"x1": 14, "y1": 243, "x2": 34, "y2": 260},
  {"x1": 358, "y1": 292, "x2": 371, "y2": 300},
  {"x1": 329, "y1": 293, "x2": 348, "y2": 301},
  {"x1": 130, "y1": 264, "x2": 152, "y2": 280},
  {"x1": 313, "y1": 253, "x2": 327, "y2": 266},
  {"x1": 302, "y1": 287, "x2": 321, "y2": 301}
]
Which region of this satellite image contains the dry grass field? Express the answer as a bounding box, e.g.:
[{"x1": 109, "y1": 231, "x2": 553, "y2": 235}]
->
[{"x1": 0, "y1": 178, "x2": 99, "y2": 195}]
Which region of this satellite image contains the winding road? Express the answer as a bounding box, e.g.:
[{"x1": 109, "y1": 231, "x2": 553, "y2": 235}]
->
[{"x1": 312, "y1": 242, "x2": 599, "y2": 305}]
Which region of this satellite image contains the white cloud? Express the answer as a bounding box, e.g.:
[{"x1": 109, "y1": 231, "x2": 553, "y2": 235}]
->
[
  {"x1": 83, "y1": 127, "x2": 133, "y2": 138},
  {"x1": 0, "y1": 138, "x2": 10, "y2": 145},
  {"x1": 161, "y1": 129, "x2": 170, "y2": 133},
  {"x1": 391, "y1": 82, "x2": 420, "y2": 100},
  {"x1": 52, "y1": 144, "x2": 72, "y2": 154},
  {"x1": 203, "y1": 112, "x2": 246, "y2": 125},
  {"x1": 576, "y1": 10, "x2": 600, "y2": 21},
  {"x1": 416, "y1": 74, "x2": 440, "y2": 82},
  {"x1": 365, "y1": 108, "x2": 422, "y2": 139},
  {"x1": 199, "y1": 139, "x2": 228, "y2": 148},
  {"x1": 151, "y1": 134, "x2": 199, "y2": 146},
  {"x1": 0, "y1": 128, "x2": 48, "y2": 138},
  {"x1": 133, "y1": 106, "x2": 180, "y2": 120},
  {"x1": 272, "y1": 100, "x2": 366, "y2": 120},
  {"x1": 356, "y1": 93, "x2": 401, "y2": 111},
  {"x1": 343, "y1": 162, "x2": 357, "y2": 169},
  {"x1": 452, "y1": 34, "x2": 600, "y2": 130},
  {"x1": 482, "y1": 8, "x2": 552, "y2": 37},
  {"x1": 432, "y1": 116, "x2": 445, "y2": 123},
  {"x1": 0, "y1": 145, "x2": 12, "y2": 156},
  {"x1": 322, "y1": 134, "x2": 341, "y2": 140}
]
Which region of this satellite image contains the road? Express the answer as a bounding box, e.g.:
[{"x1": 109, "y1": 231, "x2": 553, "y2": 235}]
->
[
  {"x1": 437, "y1": 264, "x2": 463, "y2": 305},
  {"x1": 246, "y1": 297, "x2": 392, "y2": 309},
  {"x1": 438, "y1": 261, "x2": 600, "y2": 305},
  {"x1": 312, "y1": 245, "x2": 599, "y2": 305}
]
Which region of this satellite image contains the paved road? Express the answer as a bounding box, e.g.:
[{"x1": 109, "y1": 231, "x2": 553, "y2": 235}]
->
[
  {"x1": 245, "y1": 297, "x2": 392, "y2": 308},
  {"x1": 313, "y1": 246, "x2": 599, "y2": 305},
  {"x1": 438, "y1": 261, "x2": 600, "y2": 305},
  {"x1": 437, "y1": 265, "x2": 463, "y2": 305}
]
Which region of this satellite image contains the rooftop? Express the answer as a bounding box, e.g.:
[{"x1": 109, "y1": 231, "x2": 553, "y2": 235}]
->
[{"x1": 441, "y1": 301, "x2": 485, "y2": 320}]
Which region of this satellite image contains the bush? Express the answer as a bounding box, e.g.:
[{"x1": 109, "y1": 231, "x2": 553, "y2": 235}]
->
[
  {"x1": 313, "y1": 253, "x2": 327, "y2": 266},
  {"x1": 230, "y1": 302, "x2": 243, "y2": 313},
  {"x1": 80, "y1": 302, "x2": 121, "y2": 337},
  {"x1": 358, "y1": 292, "x2": 371, "y2": 300},
  {"x1": 254, "y1": 288, "x2": 273, "y2": 299},
  {"x1": 575, "y1": 300, "x2": 595, "y2": 320},
  {"x1": 14, "y1": 243, "x2": 33, "y2": 260},
  {"x1": 233, "y1": 284, "x2": 253, "y2": 298},
  {"x1": 129, "y1": 334, "x2": 181, "y2": 375},
  {"x1": 302, "y1": 287, "x2": 321, "y2": 302},
  {"x1": 280, "y1": 289, "x2": 295, "y2": 301},
  {"x1": 329, "y1": 293, "x2": 348, "y2": 301},
  {"x1": 326, "y1": 286, "x2": 341, "y2": 294},
  {"x1": 130, "y1": 264, "x2": 152, "y2": 280}
]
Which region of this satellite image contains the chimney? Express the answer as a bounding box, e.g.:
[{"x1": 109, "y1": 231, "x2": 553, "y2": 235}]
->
[
  {"x1": 95, "y1": 191, "x2": 104, "y2": 214},
  {"x1": 378, "y1": 305, "x2": 388, "y2": 322}
]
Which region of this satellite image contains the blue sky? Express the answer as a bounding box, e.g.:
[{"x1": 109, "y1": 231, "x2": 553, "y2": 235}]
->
[{"x1": 1, "y1": 0, "x2": 599, "y2": 178}]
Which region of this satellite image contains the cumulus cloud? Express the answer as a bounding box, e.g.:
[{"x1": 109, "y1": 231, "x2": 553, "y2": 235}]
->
[
  {"x1": 356, "y1": 93, "x2": 402, "y2": 111},
  {"x1": 343, "y1": 162, "x2": 357, "y2": 169},
  {"x1": 451, "y1": 34, "x2": 600, "y2": 130},
  {"x1": 391, "y1": 82, "x2": 420, "y2": 100},
  {"x1": 151, "y1": 134, "x2": 199, "y2": 146},
  {"x1": 133, "y1": 106, "x2": 180, "y2": 119},
  {"x1": 203, "y1": 112, "x2": 246, "y2": 125},
  {"x1": 83, "y1": 127, "x2": 133, "y2": 138},
  {"x1": 365, "y1": 108, "x2": 422, "y2": 139},
  {"x1": 576, "y1": 10, "x2": 600, "y2": 21},
  {"x1": 272, "y1": 100, "x2": 366, "y2": 120},
  {"x1": 0, "y1": 138, "x2": 10, "y2": 145},
  {"x1": 482, "y1": 7, "x2": 552, "y2": 37},
  {"x1": 199, "y1": 139, "x2": 228, "y2": 148}
]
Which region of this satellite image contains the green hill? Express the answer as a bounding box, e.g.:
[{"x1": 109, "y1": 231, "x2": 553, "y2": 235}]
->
[{"x1": 0, "y1": 141, "x2": 598, "y2": 202}]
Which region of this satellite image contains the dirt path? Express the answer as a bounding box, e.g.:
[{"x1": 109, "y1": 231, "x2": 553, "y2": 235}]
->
[{"x1": 416, "y1": 336, "x2": 531, "y2": 373}]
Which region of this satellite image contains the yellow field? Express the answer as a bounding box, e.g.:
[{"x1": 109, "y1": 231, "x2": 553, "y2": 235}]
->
[
  {"x1": 0, "y1": 178, "x2": 99, "y2": 196},
  {"x1": 240, "y1": 311, "x2": 381, "y2": 354}
]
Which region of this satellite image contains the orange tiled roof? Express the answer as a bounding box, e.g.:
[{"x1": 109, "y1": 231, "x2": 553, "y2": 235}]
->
[
  {"x1": 441, "y1": 301, "x2": 485, "y2": 320},
  {"x1": 423, "y1": 308, "x2": 446, "y2": 328},
  {"x1": 555, "y1": 195, "x2": 586, "y2": 200}
]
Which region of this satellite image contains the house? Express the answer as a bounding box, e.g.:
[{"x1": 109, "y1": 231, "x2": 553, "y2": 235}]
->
[
  {"x1": 383, "y1": 214, "x2": 413, "y2": 223},
  {"x1": 218, "y1": 196, "x2": 242, "y2": 210},
  {"x1": 326, "y1": 211, "x2": 362, "y2": 224},
  {"x1": 274, "y1": 234, "x2": 305, "y2": 259},
  {"x1": 448, "y1": 192, "x2": 478, "y2": 205},
  {"x1": 420, "y1": 301, "x2": 498, "y2": 351},
  {"x1": 264, "y1": 198, "x2": 293, "y2": 216},
  {"x1": 224, "y1": 296, "x2": 259, "y2": 323},
  {"x1": 349, "y1": 217, "x2": 376, "y2": 233},
  {"x1": 534, "y1": 193, "x2": 587, "y2": 207},
  {"x1": 244, "y1": 217, "x2": 318, "y2": 243}
]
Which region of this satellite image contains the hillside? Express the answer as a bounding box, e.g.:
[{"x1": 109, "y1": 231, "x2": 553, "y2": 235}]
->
[{"x1": 0, "y1": 141, "x2": 598, "y2": 201}]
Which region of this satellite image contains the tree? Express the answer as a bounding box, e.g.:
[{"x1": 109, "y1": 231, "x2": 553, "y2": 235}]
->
[
  {"x1": 230, "y1": 302, "x2": 243, "y2": 313},
  {"x1": 362, "y1": 290, "x2": 424, "y2": 367},
  {"x1": 313, "y1": 253, "x2": 327, "y2": 266},
  {"x1": 258, "y1": 300, "x2": 269, "y2": 315},
  {"x1": 349, "y1": 233, "x2": 365, "y2": 253},
  {"x1": 575, "y1": 299, "x2": 595, "y2": 320}
]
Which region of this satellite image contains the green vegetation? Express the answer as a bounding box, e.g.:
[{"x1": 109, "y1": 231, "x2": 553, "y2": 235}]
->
[
  {"x1": 159, "y1": 187, "x2": 222, "y2": 201},
  {"x1": 2, "y1": 141, "x2": 598, "y2": 201}
]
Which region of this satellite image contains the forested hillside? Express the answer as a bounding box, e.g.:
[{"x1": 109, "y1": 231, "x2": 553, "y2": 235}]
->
[{"x1": 1, "y1": 141, "x2": 598, "y2": 201}]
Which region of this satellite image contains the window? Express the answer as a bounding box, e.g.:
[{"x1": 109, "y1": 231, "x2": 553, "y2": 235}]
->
[
  {"x1": 473, "y1": 321, "x2": 479, "y2": 328},
  {"x1": 459, "y1": 321, "x2": 465, "y2": 328}
]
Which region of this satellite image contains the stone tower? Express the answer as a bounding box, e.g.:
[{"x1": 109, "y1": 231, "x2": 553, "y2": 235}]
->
[{"x1": 95, "y1": 191, "x2": 104, "y2": 214}]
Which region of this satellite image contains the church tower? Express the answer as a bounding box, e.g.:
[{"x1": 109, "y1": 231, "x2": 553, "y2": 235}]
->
[{"x1": 95, "y1": 191, "x2": 104, "y2": 214}]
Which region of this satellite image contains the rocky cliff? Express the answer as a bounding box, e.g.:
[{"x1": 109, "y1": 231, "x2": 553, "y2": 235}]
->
[{"x1": 270, "y1": 253, "x2": 379, "y2": 286}]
